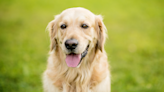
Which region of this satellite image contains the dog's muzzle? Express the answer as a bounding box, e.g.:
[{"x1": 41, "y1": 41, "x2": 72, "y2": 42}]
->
[{"x1": 65, "y1": 39, "x2": 89, "y2": 67}]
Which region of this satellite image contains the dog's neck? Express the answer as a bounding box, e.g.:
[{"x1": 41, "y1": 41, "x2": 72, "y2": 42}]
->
[{"x1": 47, "y1": 45, "x2": 102, "y2": 91}]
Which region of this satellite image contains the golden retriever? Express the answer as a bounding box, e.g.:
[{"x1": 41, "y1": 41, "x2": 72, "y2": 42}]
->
[{"x1": 43, "y1": 7, "x2": 110, "y2": 92}]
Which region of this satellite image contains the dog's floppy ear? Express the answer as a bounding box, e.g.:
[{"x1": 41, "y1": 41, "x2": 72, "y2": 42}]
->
[
  {"x1": 95, "y1": 15, "x2": 107, "y2": 52},
  {"x1": 47, "y1": 15, "x2": 59, "y2": 51}
]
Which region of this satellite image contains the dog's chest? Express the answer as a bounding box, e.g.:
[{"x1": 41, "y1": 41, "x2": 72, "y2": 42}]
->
[
  {"x1": 54, "y1": 73, "x2": 97, "y2": 92},
  {"x1": 56, "y1": 81, "x2": 94, "y2": 92}
]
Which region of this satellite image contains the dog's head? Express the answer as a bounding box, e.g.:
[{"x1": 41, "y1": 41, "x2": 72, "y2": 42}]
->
[{"x1": 47, "y1": 7, "x2": 107, "y2": 68}]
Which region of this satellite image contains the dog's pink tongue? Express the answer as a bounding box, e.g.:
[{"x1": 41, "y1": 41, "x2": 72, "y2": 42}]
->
[{"x1": 65, "y1": 54, "x2": 81, "y2": 67}]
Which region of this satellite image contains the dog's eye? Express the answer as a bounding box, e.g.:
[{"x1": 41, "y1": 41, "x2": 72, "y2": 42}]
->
[
  {"x1": 60, "y1": 24, "x2": 67, "y2": 29},
  {"x1": 81, "y1": 24, "x2": 88, "y2": 29}
]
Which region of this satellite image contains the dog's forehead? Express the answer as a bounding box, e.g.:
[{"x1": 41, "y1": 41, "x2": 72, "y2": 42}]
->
[{"x1": 59, "y1": 8, "x2": 95, "y2": 21}]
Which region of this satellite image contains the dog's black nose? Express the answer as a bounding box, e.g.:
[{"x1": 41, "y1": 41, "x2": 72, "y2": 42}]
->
[{"x1": 65, "y1": 39, "x2": 78, "y2": 50}]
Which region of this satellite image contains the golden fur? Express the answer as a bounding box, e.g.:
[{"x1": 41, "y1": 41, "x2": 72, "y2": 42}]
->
[{"x1": 43, "y1": 7, "x2": 110, "y2": 92}]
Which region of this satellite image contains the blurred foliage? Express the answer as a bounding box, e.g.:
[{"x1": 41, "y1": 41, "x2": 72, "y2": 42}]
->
[{"x1": 0, "y1": 0, "x2": 164, "y2": 92}]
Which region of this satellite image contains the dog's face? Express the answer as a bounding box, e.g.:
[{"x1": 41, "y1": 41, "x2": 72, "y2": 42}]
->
[{"x1": 47, "y1": 8, "x2": 106, "y2": 68}]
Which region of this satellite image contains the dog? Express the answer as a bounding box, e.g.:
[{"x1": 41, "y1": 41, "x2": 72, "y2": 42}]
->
[{"x1": 43, "y1": 7, "x2": 110, "y2": 92}]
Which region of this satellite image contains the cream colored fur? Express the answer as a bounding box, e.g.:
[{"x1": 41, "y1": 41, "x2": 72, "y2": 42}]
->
[{"x1": 43, "y1": 7, "x2": 110, "y2": 92}]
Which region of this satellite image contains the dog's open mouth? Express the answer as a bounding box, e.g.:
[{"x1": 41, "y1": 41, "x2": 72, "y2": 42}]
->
[{"x1": 65, "y1": 45, "x2": 89, "y2": 67}]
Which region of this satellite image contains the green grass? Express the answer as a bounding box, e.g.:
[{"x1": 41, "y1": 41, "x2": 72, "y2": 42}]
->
[{"x1": 0, "y1": 0, "x2": 164, "y2": 92}]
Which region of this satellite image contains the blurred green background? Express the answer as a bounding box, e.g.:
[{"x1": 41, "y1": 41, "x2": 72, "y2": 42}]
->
[{"x1": 0, "y1": 0, "x2": 164, "y2": 92}]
